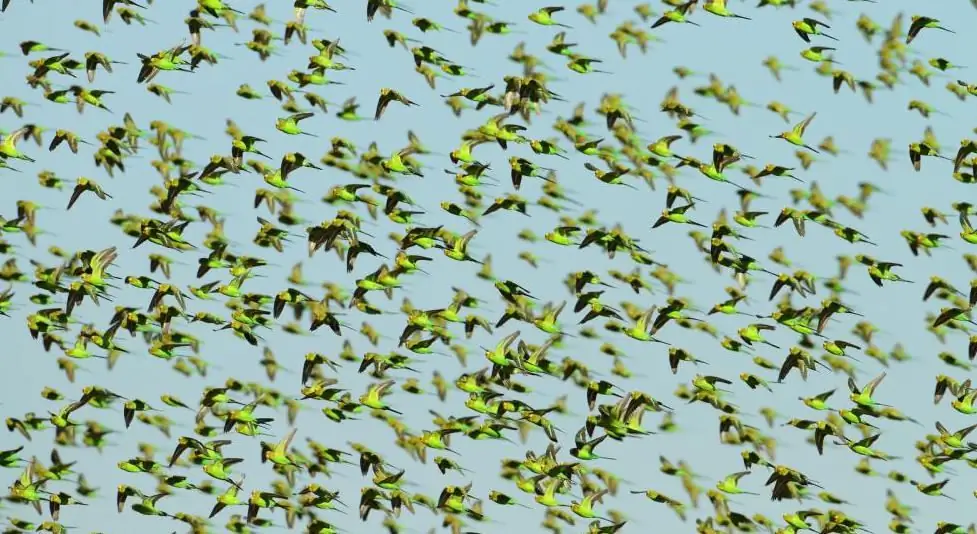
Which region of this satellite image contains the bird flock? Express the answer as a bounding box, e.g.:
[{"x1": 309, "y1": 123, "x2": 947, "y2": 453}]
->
[{"x1": 2, "y1": 0, "x2": 977, "y2": 533}]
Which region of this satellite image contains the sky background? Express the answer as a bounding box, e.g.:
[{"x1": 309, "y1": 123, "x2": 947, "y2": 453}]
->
[{"x1": 1, "y1": 0, "x2": 976, "y2": 532}]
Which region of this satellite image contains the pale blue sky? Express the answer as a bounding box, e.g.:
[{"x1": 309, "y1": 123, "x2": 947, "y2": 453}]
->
[{"x1": 1, "y1": 1, "x2": 975, "y2": 533}]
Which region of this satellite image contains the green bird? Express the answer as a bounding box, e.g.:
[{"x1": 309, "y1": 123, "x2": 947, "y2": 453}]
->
[
  {"x1": 703, "y1": 0, "x2": 750, "y2": 20},
  {"x1": 230, "y1": 135, "x2": 270, "y2": 165},
  {"x1": 570, "y1": 488, "x2": 612, "y2": 521},
  {"x1": 437, "y1": 229, "x2": 480, "y2": 263},
  {"x1": 907, "y1": 15, "x2": 953, "y2": 45},
  {"x1": 209, "y1": 477, "x2": 245, "y2": 519},
  {"x1": 738, "y1": 323, "x2": 780, "y2": 349},
  {"x1": 800, "y1": 388, "x2": 836, "y2": 411},
  {"x1": 567, "y1": 56, "x2": 611, "y2": 74},
  {"x1": 653, "y1": 204, "x2": 708, "y2": 229},
  {"x1": 533, "y1": 301, "x2": 569, "y2": 335},
  {"x1": 570, "y1": 427, "x2": 614, "y2": 461},
  {"x1": 836, "y1": 433, "x2": 899, "y2": 460},
  {"x1": 910, "y1": 478, "x2": 954, "y2": 500},
  {"x1": 130, "y1": 492, "x2": 170, "y2": 517},
  {"x1": 374, "y1": 87, "x2": 418, "y2": 120},
  {"x1": 951, "y1": 386, "x2": 977, "y2": 415},
  {"x1": 0, "y1": 445, "x2": 25, "y2": 467},
  {"x1": 716, "y1": 471, "x2": 758, "y2": 495},
  {"x1": 857, "y1": 255, "x2": 913, "y2": 286},
  {"x1": 647, "y1": 135, "x2": 683, "y2": 159},
  {"x1": 0, "y1": 127, "x2": 34, "y2": 162},
  {"x1": 800, "y1": 46, "x2": 837, "y2": 64},
  {"x1": 366, "y1": 0, "x2": 411, "y2": 22},
  {"x1": 792, "y1": 17, "x2": 837, "y2": 42},
  {"x1": 136, "y1": 43, "x2": 192, "y2": 83},
  {"x1": 359, "y1": 380, "x2": 402, "y2": 414},
  {"x1": 275, "y1": 112, "x2": 316, "y2": 136},
  {"x1": 19, "y1": 40, "x2": 65, "y2": 55},
  {"x1": 771, "y1": 112, "x2": 820, "y2": 153},
  {"x1": 624, "y1": 306, "x2": 669, "y2": 344},
  {"x1": 823, "y1": 339, "x2": 860, "y2": 357},
  {"x1": 652, "y1": 0, "x2": 699, "y2": 28},
  {"x1": 740, "y1": 372, "x2": 773, "y2": 392},
  {"x1": 202, "y1": 457, "x2": 245, "y2": 487},
  {"x1": 934, "y1": 421, "x2": 977, "y2": 449},
  {"x1": 848, "y1": 372, "x2": 889, "y2": 408},
  {"x1": 528, "y1": 6, "x2": 571, "y2": 28},
  {"x1": 262, "y1": 427, "x2": 300, "y2": 466}
]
